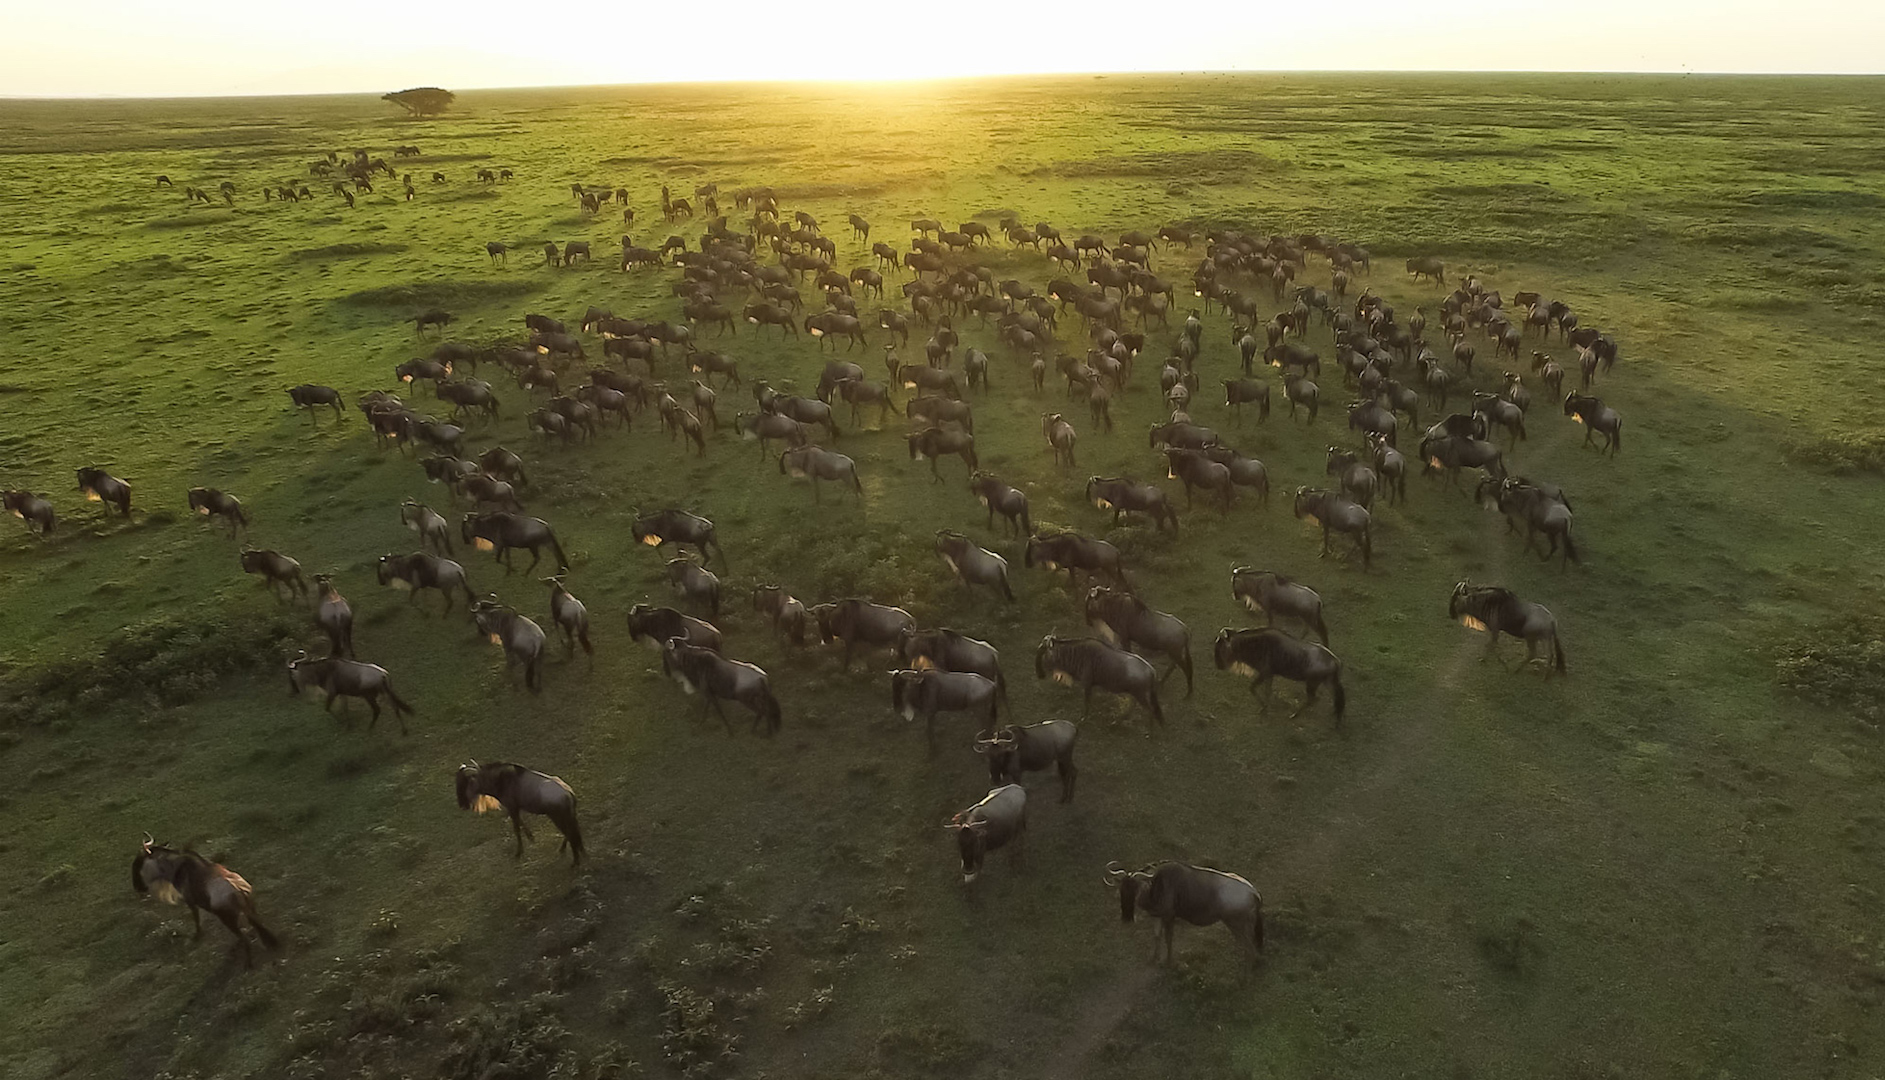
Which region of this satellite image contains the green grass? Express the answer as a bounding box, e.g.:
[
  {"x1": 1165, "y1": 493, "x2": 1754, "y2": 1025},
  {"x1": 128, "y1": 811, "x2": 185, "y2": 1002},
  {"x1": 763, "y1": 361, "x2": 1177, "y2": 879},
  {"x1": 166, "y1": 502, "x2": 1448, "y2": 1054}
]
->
[{"x1": 1, "y1": 72, "x2": 1884, "y2": 1080}]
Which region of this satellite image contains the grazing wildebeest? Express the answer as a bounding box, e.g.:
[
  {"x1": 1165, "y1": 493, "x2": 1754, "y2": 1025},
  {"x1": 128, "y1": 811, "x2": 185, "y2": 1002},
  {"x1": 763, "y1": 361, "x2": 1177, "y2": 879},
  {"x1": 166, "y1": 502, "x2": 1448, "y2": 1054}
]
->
[
  {"x1": 378, "y1": 551, "x2": 473, "y2": 612},
  {"x1": 1085, "y1": 586, "x2": 1193, "y2": 695},
  {"x1": 1562, "y1": 393, "x2": 1622, "y2": 454},
  {"x1": 1086, "y1": 476, "x2": 1178, "y2": 533},
  {"x1": 286, "y1": 651, "x2": 413, "y2": 732},
  {"x1": 945, "y1": 784, "x2": 1027, "y2": 884},
  {"x1": 1024, "y1": 531, "x2": 1125, "y2": 589},
  {"x1": 968, "y1": 471, "x2": 1031, "y2": 536},
  {"x1": 2, "y1": 490, "x2": 56, "y2": 537},
  {"x1": 661, "y1": 638, "x2": 781, "y2": 735},
  {"x1": 1449, "y1": 581, "x2": 1566, "y2": 676},
  {"x1": 815, "y1": 598, "x2": 915, "y2": 671},
  {"x1": 892, "y1": 668, "x2": 1000, "y2": 753},
  {"x1": 461, "y1": 512, "x2": 567, "y2": 574},
  {"x1": 455, "y1": 761, "x2": 584, "y2": 864},
  {"x1": 1103, "y1": 861, "x2": 1263, "y2": 964},
  {"x1": 1035, "y1": 635, "x2": 1164, "y2": 725},
  {"x1": 131, "y1": 836, "x2": 280, "y2": 966},
  {"x1": 631, "y1": 508, "x2": 724, "y2": 567},
  {"x1": 399, "y1": 498, "x2": 452, "y2": 554},
  {"x1": 1405, "y1": 256, "x2": 1446, "y2": 286},
  {"x1": 1231, "y1": 567, "x2": 1330, "y2": 643},
  {"x1": 543, "y1": 576, "x2": 592, "y2": 657},
  {"x1": 666, "y1": 557, "x2": 721, "y2": 617},
  {"x1": 934, "y1": 529, "x2": 1013, "y2": 601},
  {"x1": 627, "y1": 603, "x2": 722, "y2": 652},
  {"x1": 486, "y1": 242, "x2": 508, "y2": 264},
  {"x1": 975, "y1": 720, "x2": 1077, "y2": 802},
  {"x1": 76, "y1": 466, "x2": 133, "y2": 517},
  {"x1": 312, "y1": 574, "x2": 354, "y2": 658},
  {"x1": 908, "y1": 427, "x2": 979, "y2": 482},
  {"x1": 779, "y1": 445, "x2": 862, "y2": 502},
  {"x1": 471, "y1": 597, "x2": 547, "y2": 691},
  {"x1": 1293, "y1": 488, "x2": 1372, "y2": 567},
  {"x1": 287, "y1": 384, "x2": 344, "y2": 421},
  {"x1": 240, "y1": 547, "x2": 307, "y2": 600},
  {"x1": 1213, "y1": 627, "x2": 1346, "y2": 723},
  {"x1": 1042, "y1": 412, "x2": 1078, "y2": 466},
  {"x1": 186, "y1": 487, "x2": 247, "y2": 535}
]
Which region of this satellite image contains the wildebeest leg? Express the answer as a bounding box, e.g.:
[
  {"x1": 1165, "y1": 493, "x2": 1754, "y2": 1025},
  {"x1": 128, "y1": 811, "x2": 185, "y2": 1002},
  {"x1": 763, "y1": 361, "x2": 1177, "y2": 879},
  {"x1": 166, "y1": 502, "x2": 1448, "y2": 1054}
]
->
[
  {"x1": 1484, "y1": 625, "x2": 1507, "y2": 667},
  {"x1": 214, "y1": 908, "x2": 252, "y2": 966},
  {"x1": 523, "y1": 546, "x2": 542, "y2": 574},
  {"x1": 709, "y1": 695, "x2": 734, "y2": 736},
  {"x1": 191, "y1": 905, "x2": 203, "y2": 938},
  {"x1": 1081, "y1": 682, "x2": 1095, "y2": 720},
  {"x1": 365, "y1": 693, "x2": 382, "y2": 728},
  {"x1": 1290, "y1": 679, "x2": 1319, "y2": 719},
  {"x1": 1162, "y1": 918, "x2": 1177, "y2": 963},
  {"x1": 510, "y1": 810, "x2": 526, "y2": 857}
]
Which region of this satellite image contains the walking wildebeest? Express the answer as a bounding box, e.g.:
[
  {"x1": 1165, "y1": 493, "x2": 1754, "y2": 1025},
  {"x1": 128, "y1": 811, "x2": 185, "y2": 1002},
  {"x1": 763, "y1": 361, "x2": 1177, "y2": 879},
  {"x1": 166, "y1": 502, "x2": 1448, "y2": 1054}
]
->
[
  {"x1": 975, "y1": 720, "x2": 1078, "y2": 802},
  {"x1": 968, "y1": 472, "x2": 1031, "y2": 536},
  {"x1": 77, "y1": 467, "x2": 132, "y2": 517},
  {"x1": 1325, "y1": 447, "x2": 1379, "y2": 510},
  {"x1": 1561, "y1": 393, "x2": 1622, "y2": 454},
  {"x1": 628, "y1": 603, "x2": 723, "y2": 651},
  {"x1": 666, "y1": 557, "x2": 721, "y2": 617},
  {"x1": 287, "y1": 384, "x2": 344, "y2": 421},
  {"x1": 1086, "y1": 476, "x2": 1178, "y2": 533},
  {"x1": 240, "y1": 547, "x2": 307, "y2": 600},
  {"x1": 1035, "y1": 635, "x2": 1164, "y2": 726},
  {"x1": 631, "y1": 508, "x2": 724, "y2": 568},
  {"x1": 1293, "y1": 488, "x2": 1372, "y2": 567},
  {"x1": 815, "y1": 598, "x2": 916, "y2": 671},
  {"x1": 1024, "y1": 531, "x2": 1125, "y2": 589},
  {"x1": 945, "y1": 784, "x2": 1027, "y2": 884},
  {"x1": 312, "y1": 574, "x2": 354, "y2": 657},
  {"x1": 378, "y1": 551, "x2": 474, "y2": 612},
  {"x1": 455, "y1": 761, "x2": 584, "y2": 864},
  {"x1": 1104, "y1": 861, "x2": 1263, "y2": 964},
  {"x1": 186, "y1": 487, "x2": 246, "y2": 535},
  {"x1": 1478, "y1": 477, "x2": 1578, "y2": 566},
  {"x1": 1042, "y1": 412, "x2": 1078, "y2": 466},
  {"x1": 471, "y1": 597, "x2": 548, "y2": 691},
  {"x1": 461, "y1": 512, "x2": 568, "y2": 574},
  {"x1": 779, "y1": 445, "x2": 862, "y2": 502},
  {"x1": 934, "y1": 529, "x2": 1014, "y2": 601},
  {"x1": 132, "y1": 835, "x2": 281, "y2": 966},
  {"x1": 1085, "y1": 586, "x2": 1194, "y2": 695},
  {"x1": 895, "y1": 627, "x2": 1005, "y2": 699},
  {"x1": 1230, "y1": 567, "x2": 1330, "y2": 643},
  {"x1": 1449, "y1": 581, "x2": 1567, "y2": 676},
  {"x1": 892, "y1": 668, "x2": 1000, "y2": 753},
  {"x1": 3, "y1": 490, "x2": 56, "y2": 537},
  {"x1": 908, "y1": 427, "x2": 979, "y2": 482},
  {"x1": 1213, "y1": 627, "x2": 1346, "y2": 723},
  {"x1": 661, "y1": 638, "x2": 781, "y2": 735},
  {"x1": 543, "y1": 576, "x2": 592, "y2": 658},
  {"x1": 286, "y1": 651, "x2": 413, "y2": 732},
  {"x1": 399, "y1": 498, "x2": 452, "y2": 554},
  {"x1": 1405, "y1": 256, "x2": 1446, "y2": 286}
]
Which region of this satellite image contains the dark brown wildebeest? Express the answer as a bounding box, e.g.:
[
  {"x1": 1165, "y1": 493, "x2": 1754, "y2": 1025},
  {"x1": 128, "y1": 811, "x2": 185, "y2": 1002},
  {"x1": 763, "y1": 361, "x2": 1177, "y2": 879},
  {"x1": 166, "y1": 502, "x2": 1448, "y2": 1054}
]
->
[
  {"x1": 437, "y1": 378, "x2": 500, "y2": 423},
  {"x1": 1449, "y1": 581, "x2": 1566, "y2": 676},
  {"x1": 906, "y1": 394, "x2": 973, "y2": 432},
  {"x1": 471, "y1": 596, "x2": 547, "y2": 691},
  {"x1": 1530, "y1": 351, "x2": 1565, "y2": 398},
  {"x1": 628, "y1": 603, "x2": 722, "y2": 651},
  {"x1": 3, "y1": 490, "x2": 56, "y2": 537},
  {"x1": 1223, "y1": 378, "x2": 1271, "y2": 424},
  {"x1": 908, "y1": 427, "x2": 979, "y2": 482},
  {"x1": 815, "y1": 598, "x2": 915, "y2": 671},
  {"x1": 1366, "y1": 431, "x2": 1408, "y2": 505},
  {"x1": 1405, "y1": 256, "x2": 1446, "y2": 286},
  {"x1": 1024, "y1": 531, "x2": 1124, "y2": 589},
  {"x1": 415, "y1": 308, "x2": 455, "y2": 335},
  {"x1": 155, "y1": 175, "x2": 174, "y2": 187},
  {"x1": 968, "y1": 471, "x2": 1030, "y2": 536},
  {"x1": 632, "y1": 508, "x2": 724, "y2": 568},
  {"x1": 1148, "y1": 418, "x2": 1219, "y2": 452},
  {"x1": 934, "y1": 529, "x2": 1013, "y2": 602},
  {"x1": 687, "y1": 351, "x2": 741, "y2": 389},
  {"x1": 286, "y1": 651, "x2": 413, "y2": 732},
  {"x1": 131, "y1": 835, "x2": 281, "y2": 967},
  {"x1": 1562, "y1": 393, "x2": 1622, "y2": 454},
  {"x1": 757, "y1": 386, "x2": 841, "y2": 439},
  {"x1": 1325, "y1": 447, "x2": 1379, "y2": 509},
  {"x1": 455, "y1": 761, "x2": 584, "y2": 864},
  {"x1": 1472, "y1": 391, "x2": 1527, "y2": 446},
  {"x1": 975, "y1": 720, "x2": 1078, "y2": 802},
  {"x1": 1042, "y1": 412, "x2": 1078, "y2": 467},
  {"x1": 240, "y1": 547, "x2": 306, "y2": 600},
  {"x1": 287, "y1": 384, "x2": 344, "y2": 421},
  {"x1": 395, "y1": 358, "x2": 452, "y2": 388},
  {"x1": 1104, "y1": 861, "x2": 1263, "y2": 964},
  {"x1": 186, "y1": 487, "x2": 246, "y2": 535},
  {"x1": 378, "y1": 551, "x2": 474, "y2": 613},
  {"x1": 816, "y1": 360, "x2": 867, "y2": 402},
  {"x1": 461, "y1": 512, "x2": 568, "y2": 574},
  {"x1": 1213, "y1": 627, "x2": 1346, "y2": 723},
  {"x1": 751, "y1": 586, "x2": 807, "y2": 646},
  {"x1": 1293, "y1": 487, "x2": 1372, "y2": 568},
  {"x1": 837, "y1": 378, "x2": 894, "y2": 428},
  {"x1": 661, "y1": 638, "x2": 781, "y2": 735},
  {"x1": 1198, "y1": 445, "x2": 1270, "y2": 506},
  {"x1": 1346, "y1": 399, "x2": 1397, "y2": 447},
  {"x1": 735, "y1": 410, "x2": 809, "y2": 458},
  {"x1": 911, "y1": 217, "x2": 942, "y2": 236},
  {"x1": 892, "y1": 668, "x2": 1000, "y2": 753},
  {"x1": 1086, "y1": 476, "x2": 1178, "y2": 533},
  {"x1": 399, "y1": 498, "x2": 452, "y2": 554},
  {"x1": 848, "y1": 213, "x2": 870, "y2": 240},
  {"x1": 1085, "y1": 586, "x2": 1194, "y2": 695},
  {"x1": 666, "y1": 556, "x2": 721, "y2": 617},
  {"x1": 1418, "y1": 432, "x2": 1506, "y2": 489},
  {"x1": 312, "y1": 573, "x2": 354, "y2": 657},
  {"x1": 779, "y1": 445, "x2": 861, "y2": 503},
  {"x1": 1478, "y1": 477, "x2": 1578, "y2": 566},
  {"x1": 542, "y1": 576, "x2": 592, "y2": 657},
  {"x1": 459, "y1": 473, "x2": 524, "y2": 512},
  {"x1": 1162, "y1": 448, "x2": 1235, "y2": 512},
  {"x1": 945, "y1": 784, "x2": 1027, "y2": 884},
  {"x1": 896, "y1": 626, "x2": 1005, "y2": 697},
  {"x1": 486, "y1": 241, "x2": 508, "y2": 264},
  {"x1": 1231, "y1": 567, "x2": 1330, "y2": 643},
  {"x1": 1035, "y1": 635, "x2": 1164, "y2": 726}
]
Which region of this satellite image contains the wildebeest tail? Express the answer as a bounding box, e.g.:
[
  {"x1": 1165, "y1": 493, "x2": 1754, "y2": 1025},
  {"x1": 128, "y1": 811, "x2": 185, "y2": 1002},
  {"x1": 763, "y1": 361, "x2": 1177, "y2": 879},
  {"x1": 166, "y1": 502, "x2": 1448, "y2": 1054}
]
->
[
  {"x1": 761, "y1": 689, "x2": 783, "y2": 735},
  {"x1": 553, "y1": 808, "x2": 585, "y2": 863},
  {"x1": 385, "y1": 682, "x2": 416, "y2": 716},
  {"x1": 1330, "y1": 669, "x2": 1347, "y2": 725},
  {"x1": 1019, "y1": 507, "x2": 1032, "y2": 534},
  {"x1": 549, "y1": 534, "x2": 570, "y2": 574},
  {"x1": 526, "y1": 656, "x2": 542, "y2": 693},
  {"x1": 248, "y1": 914, "x2": 281, "y2": 950},
  {"x1": 1612, "y1": 419, "x2": 1622, "y2": 453},
  {"x1": 1552, "y1": 634, "x2": 1567, "y2": 675}
]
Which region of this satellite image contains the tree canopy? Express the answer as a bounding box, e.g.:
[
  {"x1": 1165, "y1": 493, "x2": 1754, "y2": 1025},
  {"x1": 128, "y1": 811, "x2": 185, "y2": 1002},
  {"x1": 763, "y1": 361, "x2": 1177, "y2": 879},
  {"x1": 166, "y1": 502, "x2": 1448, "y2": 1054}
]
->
[{"x1": 382, "y1": 88, "x2": 455, "y2": 117}]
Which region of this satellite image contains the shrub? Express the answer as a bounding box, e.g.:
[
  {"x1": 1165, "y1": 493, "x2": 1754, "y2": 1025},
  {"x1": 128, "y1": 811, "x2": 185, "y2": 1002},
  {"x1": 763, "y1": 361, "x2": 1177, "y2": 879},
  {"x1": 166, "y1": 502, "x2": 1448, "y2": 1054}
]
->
[
  {"x1": 1784, "y1": 432, "x2": 1885, "y2": 475},
  {"x1": 1776, "y1": 617, "x2": 1885, "y2": 722}
]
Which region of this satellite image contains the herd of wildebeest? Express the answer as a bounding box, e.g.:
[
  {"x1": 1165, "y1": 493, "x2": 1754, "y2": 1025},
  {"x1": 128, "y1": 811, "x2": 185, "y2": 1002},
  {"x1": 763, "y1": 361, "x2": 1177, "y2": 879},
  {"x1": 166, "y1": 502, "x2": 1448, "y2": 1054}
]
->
[{"x1": 34, "y1": 151, "x2": 1630, "y2": 970}]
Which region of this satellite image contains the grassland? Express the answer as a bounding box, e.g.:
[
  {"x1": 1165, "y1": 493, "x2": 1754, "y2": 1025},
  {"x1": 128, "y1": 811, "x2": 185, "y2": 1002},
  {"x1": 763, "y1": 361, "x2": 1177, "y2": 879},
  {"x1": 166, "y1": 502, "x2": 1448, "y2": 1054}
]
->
[{"x1": 0, "y1": 73, "x2": 1882, "y2": 1080}]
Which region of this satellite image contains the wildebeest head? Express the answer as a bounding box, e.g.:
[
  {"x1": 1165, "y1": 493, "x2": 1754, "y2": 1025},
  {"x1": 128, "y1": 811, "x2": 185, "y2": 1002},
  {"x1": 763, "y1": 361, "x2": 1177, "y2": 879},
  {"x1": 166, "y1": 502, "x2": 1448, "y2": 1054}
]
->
[
  {"x1": 1103, "y1": 862, "x2": 1154, "y2": 921},
  {"x1": 285, "y1": 650, "x2": 314, "y2": 696},
  {"x1": 455, "y1": 761, "x2": 503, "y2": 812},
  {"x1": 973, "y1": 727, "x2": 1020, "y2": 784},
  {"x1": 945, "y1": 813, "x2": 994, "y2": 882},
  {"x1": 1033, "y1": 635, "x2": 1059, "y2": 678}
]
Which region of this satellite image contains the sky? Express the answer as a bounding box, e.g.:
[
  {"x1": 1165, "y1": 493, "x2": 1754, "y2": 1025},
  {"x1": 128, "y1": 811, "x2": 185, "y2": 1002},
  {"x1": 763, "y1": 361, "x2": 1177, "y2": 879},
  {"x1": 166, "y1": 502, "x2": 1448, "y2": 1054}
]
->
[{"x1": 3, "y1": 0, "x2": 1881, "y2": 97}]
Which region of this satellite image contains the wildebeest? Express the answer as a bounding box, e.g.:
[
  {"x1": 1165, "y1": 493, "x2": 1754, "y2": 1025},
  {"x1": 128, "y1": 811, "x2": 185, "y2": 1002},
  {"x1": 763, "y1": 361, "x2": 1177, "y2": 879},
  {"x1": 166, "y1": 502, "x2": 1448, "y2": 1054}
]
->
[
  {"x1": 1163, "y1": 448, "x2": 1235, "y2": 513},
  {"x1": 974, "y1": 720, "x2": 1077, "y2": 802},
  {"x1": 312, "y1": 574, "x2": 354, "y2": 657},
  {"x1": 934, "y1": 528, "x2": 1014, "y2": 601},
  {"x1": 892, "y1": 668, "x2": 1000, "y2": 753},
  {"x1": 1230, "y1": 567, "x2": 1330, "y2": 643},
  {"x1": 1035, "y1": 635, "x2": 1164, "y2": 725},
  {"x1": 1223, "y1": 378, "x2": 1271, "y2": 424},
  {"x1": 779, "y1": 445, "x2": 862, "y2": 502},
  {"x1": 627, "y1": 603, "x2": 723, "y2": 651},
  {"x1": 1042, "y1": 412, "x2": 1077, "y2": 466},
  {"x1": 1086, "y1": 476, "x2": 1178, "y2": 533},
  {"x1": 461, "y1": 512, "x2": 568, "y2": 574},
  {"x1": 1562, "y1": 393, "x2": 1622, "y2": 454},
  {"x1": 666, "y1": 557, "x2": 721, "y2": 617},
  {"x1": 968, "y1": 471, "x2": 1031, "y2": 536},
  {"x1": 455, "y1": 761, "x2": 584, "y2": 864},
  {"x1": 1449, "y1": 581, "x2": 1566, "y2": 676},
  {"x1": 132, "y1": 835, "x2": 281, "y2": 966},
  {"x1": 2, "y1": 490, "x2": 56, "y2": 537},
  {"x1": 661, "y1": 638, "x2": 781, "y2": 735},
  {"x1": 1103, "y1": 861, "x2": 1263, "y2": 964},
  {"x1": 908, "y1": 427, "x2": 979, "y2": 482},
  {"x1": 1212, "y1": 627, "x2": 1346, "y2": 723},
  {"x1": 1202, "y1": 445, "x2": 1272, "y2": 507},
  {"x1": 486, "y1": 241, "x2": 508, "y2": 263},
  {"x1": 815, "y1": 598, "x2": 915, "y2": 671},
  {"x1": 543, "y1": 576, "x2": 592, "y2": 657},
  {"x1": 186, "y1": 487, "x2": 246, "y2": 535},
  {"x1": 1293, "y1": 488, "x2": 1372, "y2": 567},
  {"x1": 377, "y1": 551, "x2": 474, "y2": 612},
  {"x1": 436, "y1": 379, "x2": 500, "y2": 423},
  {"x1": 287, "y1": 384, "x2": 344, "y2": 421},
  {"x1": 415, "y1": 309, "x2": 455, "y2": 335},
  {"x1": 471, "y1": 596, "x2": 548, "y2": 691},
  {"x1": 944, "y1": 784, "x2": 1027, "y2": 884},
  {"x1": 1024, "y1": 531, "x2": 1125, "y2": 589},
  {"x1": 240, "y1": 547, "x2": 307, "y2": 600},
  {"x1": 1325, "y1": 447, "x2": 1379, "y2": 509},
  {"x1": 1405, "y1": 256, "x2": 1446, "y2": 286},
  {"x1": 906, "y1": 394, "x2": 974, "y2": 432},
  {"x1": 895, "y1": 627, "x2": 1005, "y2": 700},
  {"x1": 1418, "y1": 432, "x2": 1506, "y2": 488},
  {"x1": 76, "y1": 466, "x2": 132, "y2": 517},
  {"x1": 1479, "y1": 477, "x2": 1578, "y2": 566},
  {"x1": 1472, "y1": 391, "x2": 1527, "y2": 446},
  {"x1": 398, "y1": 498, "x2": 452, "y2": 554},
  {"x1": 632, "y1": 509, "x2": 724, "y2": 568},
  {"x1": 1085, "y1": 586, "x2": 1193, "y2": 694},
  {"x1": 286, "y1": 651, "x2": 413, "y2": 732}
]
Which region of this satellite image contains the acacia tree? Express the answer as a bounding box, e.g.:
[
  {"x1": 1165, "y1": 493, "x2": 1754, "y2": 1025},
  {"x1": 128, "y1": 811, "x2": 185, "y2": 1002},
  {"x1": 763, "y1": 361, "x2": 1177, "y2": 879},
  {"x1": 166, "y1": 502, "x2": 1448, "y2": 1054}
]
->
[{"x1": 383, "y1": 88, "x2": 456, "y2": 117}]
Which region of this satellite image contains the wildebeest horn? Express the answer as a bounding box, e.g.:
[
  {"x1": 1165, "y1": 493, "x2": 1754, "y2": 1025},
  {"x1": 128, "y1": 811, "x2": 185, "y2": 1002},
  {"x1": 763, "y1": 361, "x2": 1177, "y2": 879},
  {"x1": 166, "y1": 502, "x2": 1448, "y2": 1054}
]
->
[
  {"x1": 142, "y1": 831, "x2": 155, "y2": 853},
  {"x1": 1103, "y1": 861, "x2": 1126, "y2": 885}
]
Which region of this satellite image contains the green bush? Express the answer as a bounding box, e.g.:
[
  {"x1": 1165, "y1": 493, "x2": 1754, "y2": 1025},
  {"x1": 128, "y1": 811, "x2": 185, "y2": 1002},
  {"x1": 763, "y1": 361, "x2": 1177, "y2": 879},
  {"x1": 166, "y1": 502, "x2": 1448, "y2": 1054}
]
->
[
  {"x1": 1776, "y1": 618, "x2": 1885, "y2": 722},
  {"x1": 1784, "y1": 432, "x2": 1885, "y2": 475}
]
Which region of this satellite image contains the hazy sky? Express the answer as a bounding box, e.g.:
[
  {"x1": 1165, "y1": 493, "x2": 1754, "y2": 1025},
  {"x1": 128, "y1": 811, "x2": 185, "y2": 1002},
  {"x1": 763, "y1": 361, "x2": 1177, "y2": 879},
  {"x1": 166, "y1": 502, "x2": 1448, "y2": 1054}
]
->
[{"x1": 4, "y1": 0, "x2": 1881, "y2": 97}]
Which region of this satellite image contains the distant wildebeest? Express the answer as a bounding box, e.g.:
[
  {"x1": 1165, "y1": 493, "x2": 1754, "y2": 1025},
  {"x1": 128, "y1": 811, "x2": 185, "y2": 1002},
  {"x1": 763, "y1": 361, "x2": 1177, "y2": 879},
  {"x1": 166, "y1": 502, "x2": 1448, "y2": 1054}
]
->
[
  {"x1": 661, "y1": 638, "x2": 781, "y2": 735},
  {"x1": 186, "y1": 487, "x2": 246, "y2": 535},
  {"x1": 1087, "y1": 476, "x2": 1178, "y2": 533},
  {"x1": 378, "y1": 551, "x2": 474, "y2": 613},
  {"x1": 471, "y1": 596, "x2": 548, "y2": 691},
  {"x1": 543, "y1": 576, "x2": 592, "y2": 658},
  {"x1": 1213, "y1": 627, "x2": 1346, "y2": 723},
  {"x1": 286, "y1": 651, "x2": 413, "y2": 732},
  {"x1": 975, "y1": 720, "x2": 1078, "y2": 802},
  {"x1": 908, "y1": 427, "x2": 979, "y2": 482},
  {"x1": 1042, "y1": 412, "x2": 1077, "y2": 466},
  {"x1": 1405, "y1": 256, "x2": 1446, "y2": 286},
  {"x1": 627, "y1": 603, "x2": 723, "y2": 652},
  {"x1": 1035, "y1": 635, "x2": 1164, "y2": 726},
  {"x1": 415, "y1": 309, "x2": 455, "y2": 335},
  {"x1": 1230, "y1": 567, "x2": 1330, "y2": 643},
  {"x1": 461, "y1": 512, "x2": 568, "y2": 574},
  {"x1": 1024, "y1": 531, "x2": 1125, "y2": 589},
  {"x1": 944, "y1": 784, "x2": 1027, "y2": 884},
  {"x1": 1103, "y1": 861, "x2": 1263, "y2": 964},
  {"x1": 815, "y1": 598, "x2": 915, "y2": 671},
  {"x1": 891, "y1": 667, "x2": 1000, "y2": 753},
  {"x1": 665, "y1": 556, "x2": 721, "y2": 617},
  {"x1": 1449, "y1": 581, "x2": 1567, "y2": 676},
  {"x1": 968, "y1": 471, "x2": 1030, "y2": 536},
  {"x1": 1561, "y1": 393, "x2": 1622, "y2": 454},
  {"x1": 934, "y1": 528, "x2": 1014, "y2": 602},
  {"x1": 1085, "y1": 586, "x2": 1194, "y2": 695},
  {"x1": 240, "y1": 547, "x2": 307, "y2": 600},
  {"x1": 2, "y1": 490, "x2": 56, "y2": 537},
  {"x1": 399, "y1": 498, "x2": 452, "y2": 554},
  {"x1": 1479, "y1": 477, "x2": 1577, "y2": 566},
  {"x1": 312, "y1": 574, "x2": 354, "y2": 658},
  {"x1": 631, "y1": 508, "x2": 724, "y2": 567},
  {"x1": 455, "y1": 761, "x2": 584, "y2": 864},
  {"x1": 287, "y1": 384, "x2": 344, "y2": 421},
  {"x1": 1293, "y1": 488, "x2": 1372, "y2": 568},
  {"x1": 132, "y1": 835, "x2": 280, "y2": 967},
  {"x1": 779, "y1": 445, "x2": 862, "y2": 502}
]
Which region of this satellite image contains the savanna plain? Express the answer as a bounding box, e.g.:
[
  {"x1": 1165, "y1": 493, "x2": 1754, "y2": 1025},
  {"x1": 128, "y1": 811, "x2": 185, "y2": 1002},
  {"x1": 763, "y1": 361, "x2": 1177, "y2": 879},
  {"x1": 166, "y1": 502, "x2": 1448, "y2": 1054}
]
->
[{"x1": 1, "y1": 73, "x2": 1883, "y2": 1080}]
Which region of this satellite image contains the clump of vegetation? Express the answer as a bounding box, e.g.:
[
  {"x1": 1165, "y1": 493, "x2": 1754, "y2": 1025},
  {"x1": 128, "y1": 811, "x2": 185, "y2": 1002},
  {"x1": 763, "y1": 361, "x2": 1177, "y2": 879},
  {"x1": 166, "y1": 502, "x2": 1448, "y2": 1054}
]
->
[
  {"x1": 1784, "y1": 432, "x2": 1885, "y2": 475},
  {"x1": 1776, "y1": 617, "x2": 1885, "y2": 723},
  {"x1": 1476, "y1": 915, "x2": 1544, "y2": 977},
  {"x1": 383, "y1": 87, "x2": 456, "y2": 117},
  {"x1": 873, "y1": 1023, "x2": 988, "y2": 1073},
  {"x1": 656, "y1": 981, "x2": 739, "y2": 1077},
  {"x1": 339, "y1": 279, "x2": 534, "y2": 310},
  {"x1": 440, "y1": 992, "x2": 570, "y2": 1080}
]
